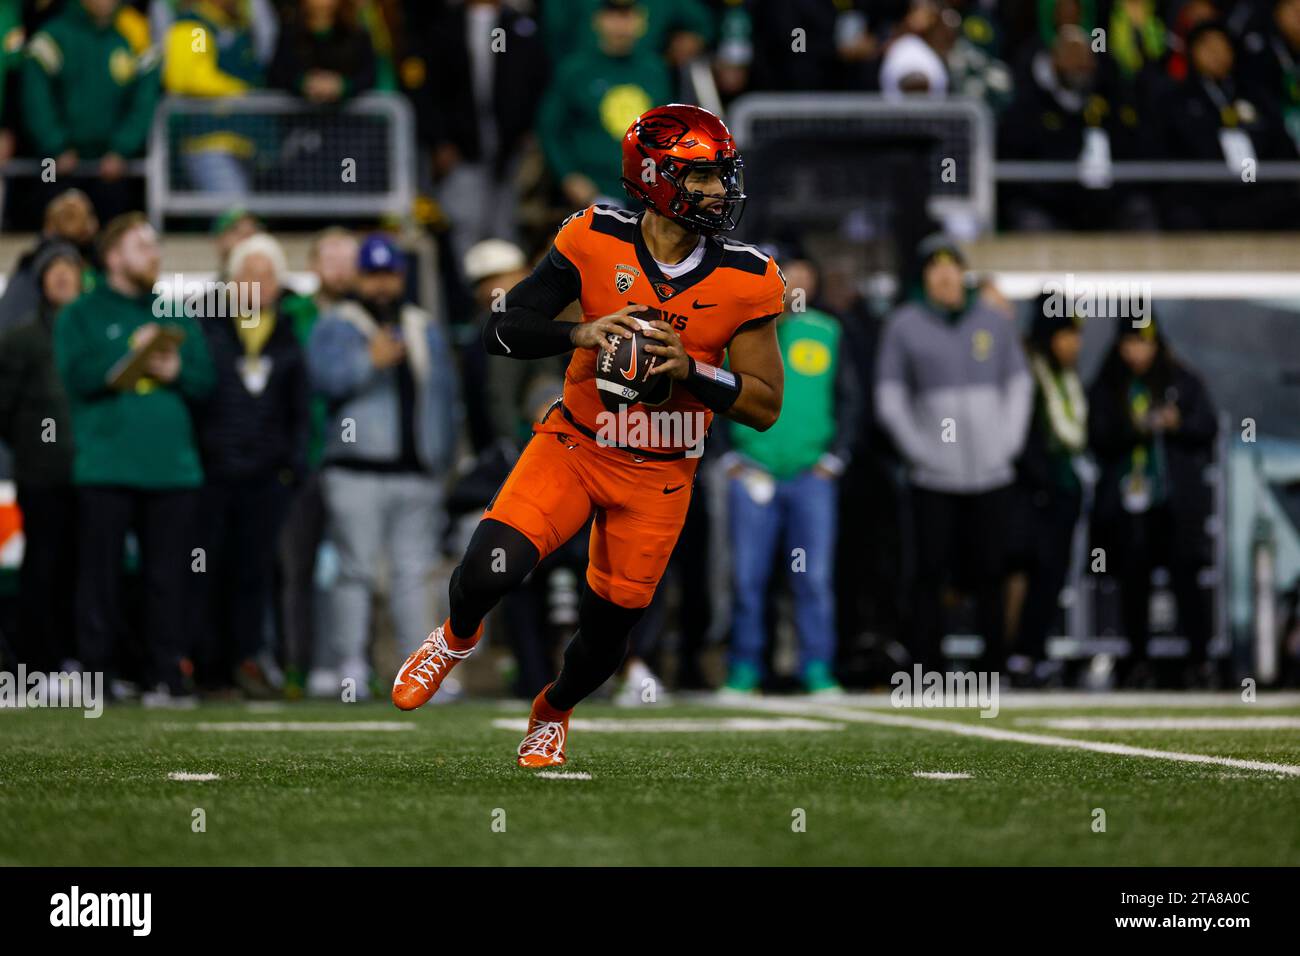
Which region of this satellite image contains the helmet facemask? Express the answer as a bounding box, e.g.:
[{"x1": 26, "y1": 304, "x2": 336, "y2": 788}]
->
[{"x1": 634, "y1": 155, "x2": 747, "y2": 234}]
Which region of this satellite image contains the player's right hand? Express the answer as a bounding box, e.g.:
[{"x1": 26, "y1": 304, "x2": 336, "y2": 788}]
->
[{"x1": 570, "y1": 305, "x2": 646, "y2": 353}]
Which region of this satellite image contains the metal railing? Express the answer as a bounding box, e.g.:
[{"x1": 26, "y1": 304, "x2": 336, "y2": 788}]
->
[
  {"x1": 996, "y1": 160, "x2": 1300, "y2": 183},
  {"x1": 0, "y1": 93, "x2": 416, "y2": 227},
  {"x1": 723, "y1": 92, "x2": 1300, "y2": 234},
  {"x1": 146, "y1": 91, "x2": 416, "y2": 226},
  {"x1": 727, "y1": 92, "x2": 997, "y2": 232},
  {"x1": 0, "y1": 159, "x2": 148, "y2": 226}
]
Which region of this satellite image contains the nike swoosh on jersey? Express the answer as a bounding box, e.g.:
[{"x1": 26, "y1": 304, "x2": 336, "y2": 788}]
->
[{"x1": 693, "y1": 300, "x2": 717, "y2": 309}]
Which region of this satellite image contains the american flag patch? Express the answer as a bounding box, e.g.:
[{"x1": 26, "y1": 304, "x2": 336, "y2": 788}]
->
[{"x1": 695, "y1": 362, "x2": 736, "y2": 388}]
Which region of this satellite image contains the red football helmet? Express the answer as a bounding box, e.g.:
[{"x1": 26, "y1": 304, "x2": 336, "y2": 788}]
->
[{"x1": 621, "y1": 104, "x2": 746, "y2": 234}]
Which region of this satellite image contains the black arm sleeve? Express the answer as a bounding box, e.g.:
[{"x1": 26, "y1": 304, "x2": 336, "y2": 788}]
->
[{"x1": 482, "y1": 246, "x2": 581, "y2": 360}]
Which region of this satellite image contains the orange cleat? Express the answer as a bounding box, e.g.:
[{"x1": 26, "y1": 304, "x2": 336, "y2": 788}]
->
[
  {"x1": 391, "y1": 620, "x2": 481, "y2": 711},
  {"x1": 516, "y1": 683, "x2": 573, "y2": 768}
]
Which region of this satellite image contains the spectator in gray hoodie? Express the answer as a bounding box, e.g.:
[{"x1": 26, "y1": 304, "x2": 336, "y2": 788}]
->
[
  {"x1": 306, "y1": 233, "x2": 460, "y2": 697},
  {"x1": 875, "y1": 235, "x2": 1032, "y2": 671}
]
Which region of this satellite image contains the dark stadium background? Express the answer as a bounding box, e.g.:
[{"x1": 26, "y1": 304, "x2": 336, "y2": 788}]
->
[{"x1": 0, "y1": 0, "x2": 1298, "y2": 702}]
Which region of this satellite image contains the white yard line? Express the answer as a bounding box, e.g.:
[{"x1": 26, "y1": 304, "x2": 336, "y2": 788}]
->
[
  {"x1": 727, "y1": 698, "x2": 1300, "y2": 778},
  {"x1": 491, "y1": 716, "x2": 844, "y2": 733},
  {"x1": 913, "y1": 771, "x2": 972, "y2": 780},
  {"x1": 1021, "y1": 716, "x2": 1300, "y2": 730},
  {"x1": 243, "y1": 702, "x2": 286, "y2": 713},
  {"x1": 534, "y1": 771, "x2": 592, "y2": 780},
  {"x1": 682, "y1": 690, "x2": 1300, "y2": 710},
  {"x1": 167, "y1": 772, "x2": 220, "y2": 781},
  {"x1": 170, "y1": 721, "x2": 415, "y2": 732}
]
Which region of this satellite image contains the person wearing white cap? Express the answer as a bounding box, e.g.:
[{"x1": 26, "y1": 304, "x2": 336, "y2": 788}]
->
[
  {"x1": 879, "y1": 32, "x2": 950, "y2": 98},
  {"x1": 192, "y1": 232, "x2": 310, "y2": 699}
]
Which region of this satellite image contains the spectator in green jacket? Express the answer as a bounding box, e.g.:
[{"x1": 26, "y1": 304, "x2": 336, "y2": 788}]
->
[
  {"x1": 0, "y1": 0, "x2": 24, "y2": 164},
  {"x1": 21, "y1": 0, "x2": 161, "y2": 219},
  {"x1": 537, "y1": 0, "x2": 672, "y2": 208},
  {"x1": 54, "y1": 212, "x2": 215, "y2": 703},
  {"x1": 0, "y1": 241, "x2": 85, "y2": 672},
  {"x1": 721, "y1": 251, "x2": 861, "y2": 697},
  {"x1": 543, "y1": 0, "x2": 712, "y2": 67}
]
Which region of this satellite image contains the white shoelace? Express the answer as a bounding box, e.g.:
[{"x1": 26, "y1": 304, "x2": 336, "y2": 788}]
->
[
  {"x1": 403, "y1": 631, "x2": 473, "y2": 690},
  {"x1": 517, "y1": 720, "x2": 566, "y2": 759}
]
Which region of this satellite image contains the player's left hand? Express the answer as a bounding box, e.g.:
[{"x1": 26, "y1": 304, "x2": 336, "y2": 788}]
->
[{"x1": 642, "y1": 321, "x2": 690, "y2": 380}]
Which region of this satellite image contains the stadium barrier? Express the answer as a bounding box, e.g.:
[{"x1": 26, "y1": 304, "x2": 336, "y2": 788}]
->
[
  {"x1": 727, "y1": 92, "x2": 997, "y2": 235},
  {"x1": 145, "y1": 91, "x2": 417, "y2": 226},
  {"x1": 725, "y1": 92, "x2": 1300, "y2": 236},
  {"x1": 995, "y1": 160, "x2": 1300, "y2": 183}
]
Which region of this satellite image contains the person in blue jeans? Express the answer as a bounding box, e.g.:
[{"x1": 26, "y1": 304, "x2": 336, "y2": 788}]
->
[{"x1": 721, "y1": 253, "x2": 860, "y2": 695}]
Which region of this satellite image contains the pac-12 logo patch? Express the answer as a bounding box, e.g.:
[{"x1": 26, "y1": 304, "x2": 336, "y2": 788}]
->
[{"x1": 615, "y1": 264, "x2": 640, "y2": 294}]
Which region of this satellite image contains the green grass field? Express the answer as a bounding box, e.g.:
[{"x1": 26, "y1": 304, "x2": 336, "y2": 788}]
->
[{"x1": 3, "y1": 693, "x2": 1299, "y2": 866}]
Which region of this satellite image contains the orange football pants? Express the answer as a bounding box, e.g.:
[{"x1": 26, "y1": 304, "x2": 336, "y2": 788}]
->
[{"x1": 483, "y1": 406, "x2": 699, "y2": 608}]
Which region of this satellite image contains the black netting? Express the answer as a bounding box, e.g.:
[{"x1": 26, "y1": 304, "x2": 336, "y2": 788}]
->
[{"x1": 167, "y1": 108, "x2": 394, "y2": 195}]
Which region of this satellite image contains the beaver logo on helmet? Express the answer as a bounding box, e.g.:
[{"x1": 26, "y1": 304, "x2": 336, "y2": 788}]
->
[
  {"x1": 621, "y1": 103, "x2": 747, "y2": 235},
  {"x1": 637, "y1": 114, "x2": 692, "y2": 150}
]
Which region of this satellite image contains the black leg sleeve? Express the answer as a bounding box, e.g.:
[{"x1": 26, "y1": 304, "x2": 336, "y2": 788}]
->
[
  {"x1": 448, "y1": 518, "x2": 540, "y2": 638},
  {"x1": 546, "y1": 587, "x2": 646, "y2": 710}
]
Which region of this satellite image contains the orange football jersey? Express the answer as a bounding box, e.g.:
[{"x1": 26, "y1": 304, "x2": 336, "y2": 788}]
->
[{"x1": 553, "y1": 204, "x2": 785, "y2": 450}]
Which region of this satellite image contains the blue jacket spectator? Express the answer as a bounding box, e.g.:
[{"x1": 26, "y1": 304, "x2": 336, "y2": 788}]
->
[{"x1": 305, "y1": 234, "x2": 460, "y2": 699}]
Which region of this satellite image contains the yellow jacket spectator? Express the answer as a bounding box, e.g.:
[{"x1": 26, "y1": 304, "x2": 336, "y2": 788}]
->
[{"x1": 162, "y1": 0, "x2": 264, "y2": 194}]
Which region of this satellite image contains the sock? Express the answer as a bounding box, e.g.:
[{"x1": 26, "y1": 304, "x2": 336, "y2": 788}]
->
[
  {"x1": 443, "y1": 618, "x2": 481, "y2": 653},
  {"x1": 536, "y1": 681, "x2": 573, "y2": 721}
]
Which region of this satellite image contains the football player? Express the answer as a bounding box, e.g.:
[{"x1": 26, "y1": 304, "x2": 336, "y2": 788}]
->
[{"x1": 391, "y1": 104, "x2": 785, "y2": 766}]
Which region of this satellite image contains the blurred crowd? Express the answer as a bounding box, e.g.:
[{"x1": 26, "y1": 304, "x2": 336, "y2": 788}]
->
[
  {"x1": 0, "y1": 0, "x2": 1253, "y2": 702},
  {"x1": 0, "y1": 1, "x2": 1299, "y2": 232},
  {"x1": 0, "y1": 185, "x2": 1226, "y2": 703}
]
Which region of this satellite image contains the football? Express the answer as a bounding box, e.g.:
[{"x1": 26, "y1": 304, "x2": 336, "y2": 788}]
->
[{"x1": 595, "y1": 306, "x2": 670, "y2": 412}]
